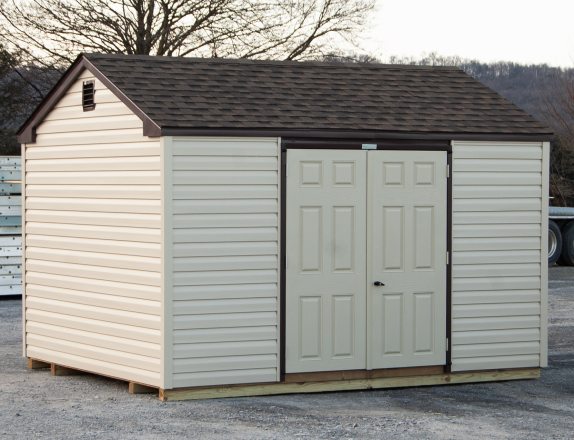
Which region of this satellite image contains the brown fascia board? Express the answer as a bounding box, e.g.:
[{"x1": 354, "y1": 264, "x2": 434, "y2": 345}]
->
[
  {"x1": 17, "y1": 55, "x2": 160, "y2": 144},
  {"x1": 159, "y1": 127, "x2": 553, "y2": 142}
]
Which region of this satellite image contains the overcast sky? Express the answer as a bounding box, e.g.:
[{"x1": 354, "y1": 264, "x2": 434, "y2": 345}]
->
[{"x1": 364, "y1": 0, "x2": 574, "y2": 67}]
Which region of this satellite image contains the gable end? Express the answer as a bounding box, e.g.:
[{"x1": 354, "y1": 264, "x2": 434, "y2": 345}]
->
[{"x1": 17, "y1": 55, "x2": 160, "y2": 144}]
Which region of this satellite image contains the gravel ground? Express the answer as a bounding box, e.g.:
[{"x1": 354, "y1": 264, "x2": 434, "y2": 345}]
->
[{"x1": 1, "y1": 268, "x2": 573, "y2": 439}]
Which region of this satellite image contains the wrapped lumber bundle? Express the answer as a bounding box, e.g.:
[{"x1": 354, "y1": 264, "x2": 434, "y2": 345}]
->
[{"x1": 0, "y1": 156, "x2": 22, "y2": 296}]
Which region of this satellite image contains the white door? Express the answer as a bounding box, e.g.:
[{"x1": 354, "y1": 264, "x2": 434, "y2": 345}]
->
[
  {"x1": 368, "y1": 150, "x2": 447, "y2": 369},
  {"x1": 285, "y1": 149, "x2": 367, "y2": 373},
  {"x1": 285, "y1": 148, "x2": 448, "y2": 374}
]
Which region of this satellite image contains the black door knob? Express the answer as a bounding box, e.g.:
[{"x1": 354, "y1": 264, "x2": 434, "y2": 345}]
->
[{"x1": 374, "y1": 281, "x2": 385, "y2": 286}]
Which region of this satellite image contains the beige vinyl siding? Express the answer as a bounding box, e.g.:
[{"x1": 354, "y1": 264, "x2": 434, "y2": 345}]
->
[
  {"x1": 169, "y1": 137, "x2": 280, "y2": 389},
  {"x1": 451, "y1": 141, "x2": 546, "y2": 372},
  {"x1": 24, "y1": 69, "x2": 163, "y2": 387}
]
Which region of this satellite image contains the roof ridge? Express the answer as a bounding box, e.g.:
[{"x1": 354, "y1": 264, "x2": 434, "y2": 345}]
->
[{"x1": 82, "y1": 53, "x2": 462, "y2": 71}]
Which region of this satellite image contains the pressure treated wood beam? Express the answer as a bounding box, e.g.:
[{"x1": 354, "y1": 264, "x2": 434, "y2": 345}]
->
[
  {"x1": 159, "y1": 368, "x2": 541, "y2": 402},
  {"x1": 51, "y1": 364, "x2": 87, "y2": 376},
  {"x1": 28, "y1": 358, "x2": 51, "y2": 369},
  {"x1": 129, "y1": 382, "x2": 158, "y2": 394}
]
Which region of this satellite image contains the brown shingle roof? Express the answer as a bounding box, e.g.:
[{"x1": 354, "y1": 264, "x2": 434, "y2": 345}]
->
[{"x1": 84, "y1": 54, "x2": 550, "y2": 135}]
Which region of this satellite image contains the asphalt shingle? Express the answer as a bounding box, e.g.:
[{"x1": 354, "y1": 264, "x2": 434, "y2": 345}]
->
[{"x1": 84, "y1": 54, "x2": 551, "y2": 135}]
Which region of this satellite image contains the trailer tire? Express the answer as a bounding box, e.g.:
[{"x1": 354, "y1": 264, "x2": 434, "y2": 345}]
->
[
  {"x1": 549, "y1": 220, "x2": 563, "y2": 265},
  {"x1": 559, "y1": 221, "x2": 574, "y2": 265}
]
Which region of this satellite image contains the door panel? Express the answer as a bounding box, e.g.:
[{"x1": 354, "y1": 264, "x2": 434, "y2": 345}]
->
[
  {"x1": 382, "y1": 293, "x2": 403, "y2": 355},
  {"x1": 414, "y1": 206, "x2": 434, "y2": 269},
  {"x1": 332, "y1": 206, "x2": 355, "y2": 271},
  {"x1": 368, "y1": 150, "x2": 447, "y2": 369},
  {"x1": 286, "y1": 150, "x2": 367, "y2": 373},
  {"x1": 300, "y1": 207, "x2": 322, "y2": 272},
  {"x1": 332, "y1": 295, "x2": 354, "y2": 357},
  {"x1": 382, "y1": 206, "x2": 404, "y2": 270},
  {"x1": 300, "y1": 296, "x2": 322, "y2": 359},
  {"x1": 414, "y1": 292, "x2": 434, "y2": 353}
]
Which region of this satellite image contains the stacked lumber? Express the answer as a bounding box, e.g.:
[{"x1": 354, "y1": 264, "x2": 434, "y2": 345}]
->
[{"x1": 0, "y1": 156, "x2": 22, "y2": 296}]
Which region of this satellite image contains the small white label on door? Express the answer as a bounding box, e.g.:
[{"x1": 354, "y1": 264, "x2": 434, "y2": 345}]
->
[{"x1": 362, "y1": 144, "x2": 377, "y2": 150}]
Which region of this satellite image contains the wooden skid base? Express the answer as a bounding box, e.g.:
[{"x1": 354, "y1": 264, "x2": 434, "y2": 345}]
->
[
  {"x1": 28, "y1": 358, "x2": 50, "y2": 369},
  {"x1": 28, "y1": 358, "x2": 159, "y2": 394},
  {"x1": 159, "y1": 368, "x2": 541, "y2": 402},
  {"x1": 51, "y1": 364, "x2": 87, "y2": 376},
  {"x1": 27, "y1": 358, "x2": 539, "y2": 402},
  {"x1": 129, "y1": 382, "x2": 157, "y2": 394}
]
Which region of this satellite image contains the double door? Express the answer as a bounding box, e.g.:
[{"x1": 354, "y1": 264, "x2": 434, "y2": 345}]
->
[{"x1": 285, "y1": 149, "x2": 447, "y2": 373}]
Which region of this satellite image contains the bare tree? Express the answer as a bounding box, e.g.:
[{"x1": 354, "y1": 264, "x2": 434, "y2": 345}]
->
[
  {"x1": 0, "y1": 0, "x2": 375, "y2": 67},
  {"x1": 0, "y1": 44, "x2": 60, "y2": 154},
  {"x1": 540, "y1": 69, "x2": 574, "y2": 142},
  {"x1": 539, "y1": 69, "x2": 574, "y2": 206}
]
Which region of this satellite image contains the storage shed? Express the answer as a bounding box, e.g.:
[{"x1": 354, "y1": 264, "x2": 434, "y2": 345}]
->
[{"x1": 17, "y1": 54, "x2": 551, "y2": 400}]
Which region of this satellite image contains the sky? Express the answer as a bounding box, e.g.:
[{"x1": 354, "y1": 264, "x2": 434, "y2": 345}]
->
[{"x1": 364, "y1": 0, "x2": 574, "y2": 67}]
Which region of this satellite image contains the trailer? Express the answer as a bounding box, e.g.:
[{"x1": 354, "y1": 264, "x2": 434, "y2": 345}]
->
[{"x1": 548, "y1": 206, "x2": 574, "y2": 264}]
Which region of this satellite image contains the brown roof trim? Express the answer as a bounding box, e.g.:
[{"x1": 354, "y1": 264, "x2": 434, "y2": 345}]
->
[
  {"x1": 159, "y1": 127, "x2": 553, "y2": 142},
  {"x1": 17, "y1": 55, "x2": 160, "y2": 144},
  {"x1": 282, "y1": 138, "x2": 451, "y2": 151},
  {"x1": 84, "y1": 58, "x2": 161, "y2": 137}
]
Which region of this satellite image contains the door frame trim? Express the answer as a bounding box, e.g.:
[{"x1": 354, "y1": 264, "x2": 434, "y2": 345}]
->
[
  {"x1": 446, "y1": 150, "x2": 453, "y2": 372},
  {"x1": 280, "y1": 148, "x2": 287, "y2": 380},
  {"x1": 282, "y1": 138, "x2": 450, "y2": 151},
  {"x1": 279, "y1": 141, "x2": 453, "y2": 380}
]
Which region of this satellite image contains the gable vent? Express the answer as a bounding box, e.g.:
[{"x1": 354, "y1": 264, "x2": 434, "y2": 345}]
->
[{"x1": 82, "y1": 80, "x2": 95, "y2": 111}]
